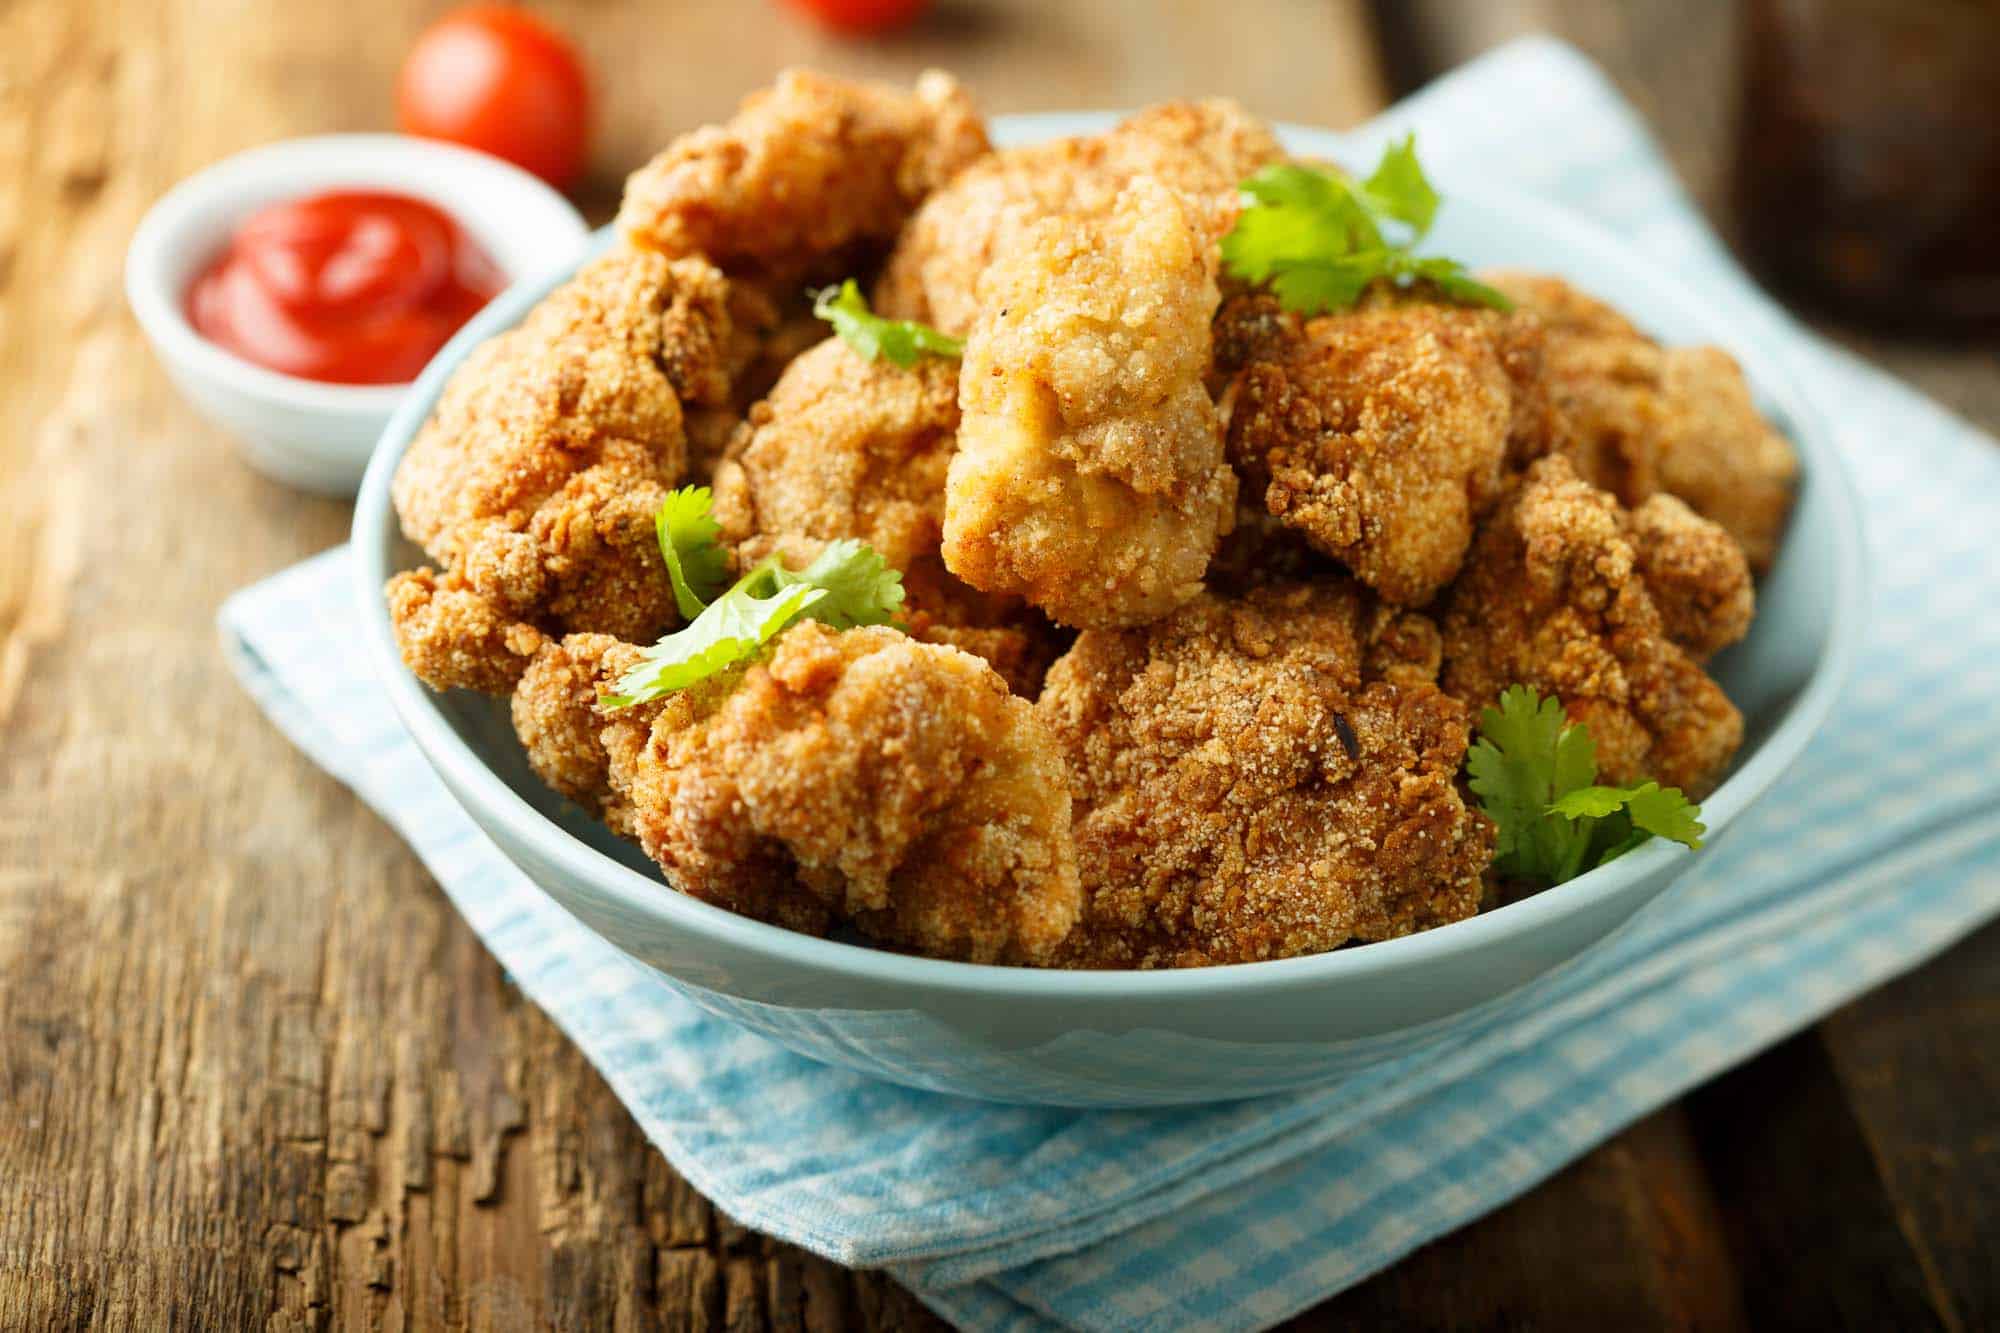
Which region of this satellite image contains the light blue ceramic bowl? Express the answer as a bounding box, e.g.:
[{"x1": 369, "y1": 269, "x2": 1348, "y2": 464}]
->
[{"x1": 352, "y1": 115, "x2": 1864, "y2": 1107}]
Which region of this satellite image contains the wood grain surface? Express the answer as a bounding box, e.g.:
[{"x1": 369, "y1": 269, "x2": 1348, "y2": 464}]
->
[{"x1": 0, "y1": 1, "x2": 1992, "y2": 1329}]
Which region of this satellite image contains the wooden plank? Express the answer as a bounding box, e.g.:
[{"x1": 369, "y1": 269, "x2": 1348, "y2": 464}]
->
[
  {"x1": 1682, "y1": 1032, "x2": 1948, "y2": 1330},
  {"x1": 1309, "y1": 1109, "x2": 1750, "y2": 1331},
  {"x1": 1821, "y1": 925, "x2": 2000, "y2": 1333}
]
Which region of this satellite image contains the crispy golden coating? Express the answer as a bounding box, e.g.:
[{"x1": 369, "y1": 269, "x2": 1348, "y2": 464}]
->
[
  {"x1": 1219, "y1": 293, "x2": 1524, "y2": 606},
  {"x1": 388, "y1": 570, "x2": 552, "y2": 696},
  {"x1": 1441, "y1": 456, "x2": 1749, "y2": 798},
  {"x1": 876, "y1": 99, "x2": 1282, "y2": 336},
  {"x1": 618, "y1": 69, "x2": 990, "y2": 282},
  {"x1": 388, "y1": 247, "x2": 742, "y2": 691},
  {"x1": 1653, "y1": 347, "x2": 1801, "y2": 575},
  {"x1": 714, "y1": 336, "x2": 961, "y2": 578},
  {"x1": 945, "y1": 179, "x2": 1237, "y2": 629},
  {"x1": 1629, "y1": 492, "x2": 1756, "y2": 660},
  {"x1": 1483, "y1": 271, "x2": 1641, "y2": 342},
  {"x1": 1036, "y1": 582, "x2": 1491, "y2": 968},
  {"x1": 710, "y1": 335, "x2": 1062, "y2": 693},
  {"x1": 542, "y1": 625, "x2": 1079, "y2": 963},
  {"x1": 1486, "y1": 271, "x2": 1799, "y2": 572},
  {"x1": 511, "y1": 633, "x2": 645, "y2": 822}
]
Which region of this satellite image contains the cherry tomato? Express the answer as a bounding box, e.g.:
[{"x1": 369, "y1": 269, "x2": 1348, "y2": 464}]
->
[
  {"x1": 780, "y1": 0, "x2": 932, "y2": 35},
  {"x1": 397, "y1": 6, "x2": 591, "y2": 190}
]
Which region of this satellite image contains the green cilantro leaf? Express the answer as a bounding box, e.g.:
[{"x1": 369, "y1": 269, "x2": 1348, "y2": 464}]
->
[
  {"x1": 606, "y1": 493, "x2": 908, "y2": 709},
  {"x1": 1465, "y1": 686, "x2": 1705, "y2": 887},
  {"x1": 1393, "y1": 254, "x2": 1511, "y2": 311},
  {"x1": 813, "y1": 279, "x2": 963, "y2": 367},
  {"x1": 601, "y1": 579, "x2": 825, "y2": 708},
  {"x1": 1263, "y1": 252, "x2": 1392, "y2": 318},
  {"x1": 1552, "y1": 782, "x2": 1706, "y2": 849},
  {"x1": 655, "y1": 485, "x2": 731, "y2": 619},
  {"x1": 1223, "y1": 163, "x2": 1383, "y2": 283},
  {"x1": 1357, "y1": 135, "x2": 1439, "y2": 239},
  {"x1": 771, "y1": 538, "x2": 905, "y2": 629},
  {"x1": 1220, "y1": 139, "x2": 1511, "y2": 316}
]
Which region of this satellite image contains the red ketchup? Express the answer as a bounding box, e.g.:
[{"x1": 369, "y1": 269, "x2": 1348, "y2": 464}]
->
[{"x1": 186, "y1": 190, "x2": 503, "y2": 385}]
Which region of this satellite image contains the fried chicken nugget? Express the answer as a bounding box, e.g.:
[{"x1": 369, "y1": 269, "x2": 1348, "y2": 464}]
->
[
  {"x1": 876, "y1": 99, "x2": 1282, "y2": 336},
  {"x1": 618, "y1": 69, "x2": 990, "y2": 282},
  {"x1": 1441, "y1": 456, "x2": 1751, "y2": 798},
  {"x1": 513, "y1": 624, "x2": 1081, "y2": 964},
  {"x1": 945, "y1": 179, "x2": 1237, "y2": 629},
  {"x1": 388, "y1": 247, "x2": 742, "y2": 692},
  {"x1": 1219, "y1": 291, "x2": 1535, "y2": 606},
  {"x1": 710, "y1": 335, "x2": 1061, "y2": 693},
  {"x1": 1036, "y1": 582, "x2": 1491, "y2": 969},
  {"x1": 511, "y1": 633, "x2": 645, "y2": 821},
  {"x1": 1486, "y1": 271, "x2": 1800, "y2": 573}
]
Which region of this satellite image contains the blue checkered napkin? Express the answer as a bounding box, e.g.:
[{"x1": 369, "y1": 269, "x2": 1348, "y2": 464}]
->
[{"x1": 219, "y1": 38, "x2": 2000, "y2": 1333}]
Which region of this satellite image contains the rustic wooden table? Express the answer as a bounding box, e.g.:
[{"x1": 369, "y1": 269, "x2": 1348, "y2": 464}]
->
[{"x1": 2, "y1": 1, "x2": 1993, "y2": 1328}]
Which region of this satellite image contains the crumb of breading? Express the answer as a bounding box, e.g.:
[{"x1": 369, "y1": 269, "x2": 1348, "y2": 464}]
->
[
  {"x1": 1036, "y1": 582, "x2": 1492, "y2": 968},
  {"x1": 618, "y1": 69, "x2": 990, "y2": 282},
  {"x1": 1441, "y1": 456, "x2": 1748, "y2": 797},
  {"x1": 945, "y1": 179, "x2": 1237, "y2": 629}
]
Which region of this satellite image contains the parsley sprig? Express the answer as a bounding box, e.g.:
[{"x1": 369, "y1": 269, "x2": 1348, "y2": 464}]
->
[
  {"x1": 1465, "y1": 686, "x2": 1705, "y2": 886},
  {"x1": 813, "y1": 279, "x2": 963, "y2": 367},
  {"x1": 1220, "y1": 136, "x2": 1509, "y2": 316},
  {"x1": 603, "y1": 487, "x2": 905, "y2": 708}
]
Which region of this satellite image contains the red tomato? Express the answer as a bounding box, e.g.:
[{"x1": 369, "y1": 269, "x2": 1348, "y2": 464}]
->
[
  {"x1": 780, "y1": 0, "x2": 931, "y2": 35},
  {"x1": 397, "y1": 6, "x2": 591, "y2": 190}
]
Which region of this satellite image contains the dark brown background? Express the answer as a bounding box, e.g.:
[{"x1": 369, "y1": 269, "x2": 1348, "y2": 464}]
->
[{"x1": 1, "y1": 1, "x2": 1994, "y2": 1328}]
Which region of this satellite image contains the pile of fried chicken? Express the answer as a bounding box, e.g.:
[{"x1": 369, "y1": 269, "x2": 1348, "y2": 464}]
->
[{"x1": 385, "y1": 71, "x2": 1797, "y2": 970}]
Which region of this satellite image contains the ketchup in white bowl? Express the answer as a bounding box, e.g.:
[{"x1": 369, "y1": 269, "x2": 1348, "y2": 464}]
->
[
  {"x1": 186, "y1": 190, "x2": 504, "y2": 386},
  {"x1": 128, "y1": 133, "x2": 589, "y2": 494}
]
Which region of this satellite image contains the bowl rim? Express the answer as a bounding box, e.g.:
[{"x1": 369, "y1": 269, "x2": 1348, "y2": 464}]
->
[
  {"x1": 125, "y1": 132, "x2": 589, "y2": 415},
  {"x1": 352, "y1": 115, "x2": 1867, "y2": 1003}
]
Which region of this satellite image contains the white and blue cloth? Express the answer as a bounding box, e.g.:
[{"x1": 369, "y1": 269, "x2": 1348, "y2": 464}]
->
[{"x1": 220, "y1": 40, "x2": 2000, "y2": 1333}]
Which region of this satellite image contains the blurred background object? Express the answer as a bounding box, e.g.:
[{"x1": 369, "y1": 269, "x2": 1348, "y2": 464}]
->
[
  {"x1": 397, "y1": 5, "x2": 592, "y2": 188},
  {"x1": 1733, "y1": 0, "x2": 2000, "y2": 329},
  {"x1": 1382, "y1": 0, "x2": 2000, "y2": 417},
  {"x1": 780, "y1": 0, "x2": 935, "y2": 36}
]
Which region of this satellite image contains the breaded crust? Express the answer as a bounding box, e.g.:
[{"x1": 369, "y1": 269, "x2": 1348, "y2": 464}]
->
[
  {"x1": 709, "y1": 335, "x2": 1063, "y2": 693},
  {"x1": 1037, "y1": 582, "x2": 1492, "y2": 968},
  {"x1": 876, "y1": 99, "x2": 1281, "y2": 336},
  {"x1": 1220, "y1": 293, "x2": 1519, "y2": 606},
  {"x1": 1440, "y1": 456, "x2": 1749, "y2": 797},
  {"x1": 388, "y1": 247, "x2": 740, "y2": 691},
  {"x1": 619, "y1": 69, "x2": 990, "y2": 282},
  {"x1": 1485, "y1": 270, "x2": 1799, "y2": 573},
  {"x1": 945, "y1": 179, "x2": 1237, "y2": 629},
  {"x1": 610, "y1": 625, "x2": 1081, "y2": 964}
]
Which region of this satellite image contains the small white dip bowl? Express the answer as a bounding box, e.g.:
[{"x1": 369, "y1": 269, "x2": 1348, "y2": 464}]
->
[{"x1": 126, "y1": 134, "x2": 590, "y2": 495}]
